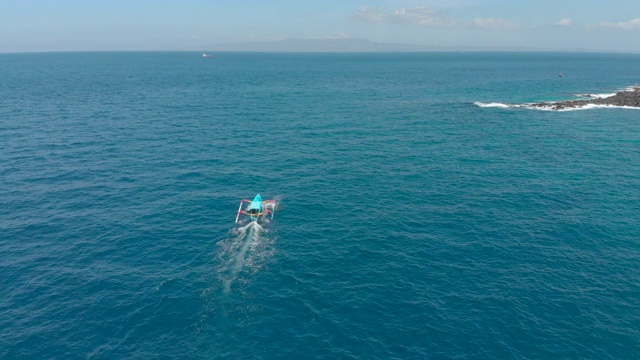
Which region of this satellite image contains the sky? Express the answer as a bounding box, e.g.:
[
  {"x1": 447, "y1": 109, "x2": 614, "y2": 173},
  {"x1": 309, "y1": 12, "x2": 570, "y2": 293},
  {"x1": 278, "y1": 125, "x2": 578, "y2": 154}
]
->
[{"x1": 1, "y1": 0, "x2": 639, "y2": 52}]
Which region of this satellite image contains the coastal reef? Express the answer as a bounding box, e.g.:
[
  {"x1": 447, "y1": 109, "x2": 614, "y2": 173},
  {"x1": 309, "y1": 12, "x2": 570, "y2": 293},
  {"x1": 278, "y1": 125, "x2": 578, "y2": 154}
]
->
[{"x1": 530, "y1": 90, "x2": 640, "y2": 110}]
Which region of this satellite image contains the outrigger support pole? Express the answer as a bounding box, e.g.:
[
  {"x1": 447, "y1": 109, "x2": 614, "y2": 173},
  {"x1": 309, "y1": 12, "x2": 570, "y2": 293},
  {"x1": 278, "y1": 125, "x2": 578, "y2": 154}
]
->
[{"x1": 235, "y1": 201, "x2": 245, "y2": 223}]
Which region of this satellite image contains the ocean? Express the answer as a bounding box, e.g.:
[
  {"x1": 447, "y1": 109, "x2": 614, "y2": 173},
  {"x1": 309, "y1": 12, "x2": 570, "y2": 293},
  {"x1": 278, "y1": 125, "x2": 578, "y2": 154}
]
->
[{"x1": 1, "y1": 52, "x2": 639, "y2": 359}]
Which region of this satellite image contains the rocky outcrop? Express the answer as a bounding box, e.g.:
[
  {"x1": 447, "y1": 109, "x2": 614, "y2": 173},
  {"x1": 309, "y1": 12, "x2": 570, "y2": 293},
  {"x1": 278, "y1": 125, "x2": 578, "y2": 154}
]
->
[{"x1": 530, "y1": 90, "x2": 640, "y2": 110}]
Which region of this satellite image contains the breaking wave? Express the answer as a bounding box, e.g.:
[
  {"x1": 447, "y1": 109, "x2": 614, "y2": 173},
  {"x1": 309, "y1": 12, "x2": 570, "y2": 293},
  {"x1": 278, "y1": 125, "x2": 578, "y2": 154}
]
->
[
  {"x1": 575, "y1": 93, "x2": 616, "y2": 99},
  {"x1": 474, "y1": 101, "x2": 640, "y2": 112},
  {"x1": 475, "y1": 85, "x2": 640, "y2": 111},
  {"x1": 536, "y1": 104, "x2": 640, "y2": 112},
  {"x1": 473, "y1": 102, "x2": 513, "y2": 108}
]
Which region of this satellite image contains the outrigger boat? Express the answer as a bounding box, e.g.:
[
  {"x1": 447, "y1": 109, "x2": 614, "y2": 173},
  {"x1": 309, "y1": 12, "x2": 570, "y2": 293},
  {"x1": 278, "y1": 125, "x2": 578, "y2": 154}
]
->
[{"x1": 235, "y1": 194, "x2": 275, "y2": 223}]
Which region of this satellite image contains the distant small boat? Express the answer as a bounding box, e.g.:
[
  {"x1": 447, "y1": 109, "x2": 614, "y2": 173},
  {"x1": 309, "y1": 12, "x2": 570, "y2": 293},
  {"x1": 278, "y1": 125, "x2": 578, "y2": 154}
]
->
[
  {"x1": 202, "y1": 53, "x2": 213, "y2": 58},
  {"x1": 559, "y1": 73, "x2": 564, "y2": 77}
]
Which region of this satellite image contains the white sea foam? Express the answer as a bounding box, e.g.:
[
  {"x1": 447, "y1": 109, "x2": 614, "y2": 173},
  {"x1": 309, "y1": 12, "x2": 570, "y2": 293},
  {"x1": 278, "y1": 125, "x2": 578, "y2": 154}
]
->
[
  {"x1": 215, "y1": 221, "x2": 274, "y2": 294},
  {"x1": 473, "y1": 102, "x2": 512, "y2": 108},
  {"x1": 521, "y1": 103, "x2": 640, "y2": 112},
  {"x1": 476, "y1": 85, "x2": 640, "y2": 112},
  {"x1": 555, "y1": 104, "x2": 640, "y2": 111},
  {"x1": 475, "y1": 101, "x2": 640, "y2": 111},
  {"x1": 575, "y1": 85, "x2": 637, "y2": 99},
  {"x1": 575, "y1": 93, "x2": 616, "y2": 99}
]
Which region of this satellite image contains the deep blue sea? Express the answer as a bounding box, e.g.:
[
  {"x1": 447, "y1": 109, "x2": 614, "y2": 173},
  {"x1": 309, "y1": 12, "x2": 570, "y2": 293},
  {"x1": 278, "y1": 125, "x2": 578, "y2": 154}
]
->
[{"x1": 1, "y1": 52, "x2": 639, "y2": 359}]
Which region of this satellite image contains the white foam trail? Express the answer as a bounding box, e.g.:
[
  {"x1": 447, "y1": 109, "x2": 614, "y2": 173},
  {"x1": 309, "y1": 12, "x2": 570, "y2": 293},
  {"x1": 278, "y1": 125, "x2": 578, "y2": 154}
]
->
[
  {"x1": 216, "y1": 221, "x2": 273, "y2": 294},
  {"x1": 232, "y1": 223, "x2": 261, "y2": 271}
]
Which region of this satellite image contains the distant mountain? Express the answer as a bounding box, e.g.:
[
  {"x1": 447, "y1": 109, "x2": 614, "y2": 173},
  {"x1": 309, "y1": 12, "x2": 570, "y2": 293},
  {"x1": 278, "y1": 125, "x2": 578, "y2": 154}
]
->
[
  {"x1": 209, "y1": 39, "x2": 417, "y2": 52},
  {"x1": 206, "y1": 39, "x2": 551, "y2": 53}
]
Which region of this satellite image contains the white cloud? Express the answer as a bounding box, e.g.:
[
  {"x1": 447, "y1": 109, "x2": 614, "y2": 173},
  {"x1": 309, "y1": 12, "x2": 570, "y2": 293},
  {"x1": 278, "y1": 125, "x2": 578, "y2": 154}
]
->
[
  {"x1": 556, "y1": 18, "x2": 572, "y2": 27},
  {"x1": 352, "y1": 6, "x2": 453, "y2": 27},
  {"x1": 352, "y1": 6, "x2": 386, "y2": 25},
  {"x1": 469, "y1": 17, "x2": 519, "y2": 30},
  {"x1": 598, "y1": 18, "x2": 640, "y2": 30},
  {"x1": 391, "y1": 6, "x2": 454, "y2": 26}
]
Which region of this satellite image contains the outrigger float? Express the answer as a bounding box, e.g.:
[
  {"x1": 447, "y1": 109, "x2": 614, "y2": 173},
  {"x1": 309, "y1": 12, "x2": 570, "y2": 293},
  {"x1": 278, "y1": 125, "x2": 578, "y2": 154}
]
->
[{"x1": 235, "y1": 194, "x2": 275, "y2": 223}]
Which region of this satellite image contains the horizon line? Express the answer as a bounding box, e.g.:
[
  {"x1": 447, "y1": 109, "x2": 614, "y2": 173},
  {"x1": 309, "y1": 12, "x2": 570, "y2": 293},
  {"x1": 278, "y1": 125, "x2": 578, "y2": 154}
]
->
[{"x1": 2, "y1": 49, "x2": 640, "y2": 55}]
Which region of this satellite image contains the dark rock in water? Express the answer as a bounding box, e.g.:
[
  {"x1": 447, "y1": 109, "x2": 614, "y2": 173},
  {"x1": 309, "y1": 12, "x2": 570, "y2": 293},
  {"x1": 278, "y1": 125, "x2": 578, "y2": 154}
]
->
[{"x1": 530, "y1": 91, "x2": 640, "y2": 110}]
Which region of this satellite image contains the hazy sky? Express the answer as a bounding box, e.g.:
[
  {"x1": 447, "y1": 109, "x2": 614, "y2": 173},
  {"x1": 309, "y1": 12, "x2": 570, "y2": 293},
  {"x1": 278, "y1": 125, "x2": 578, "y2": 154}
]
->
[{"x1": 1, "y1": 0, "x2": 639, "y2": 52}]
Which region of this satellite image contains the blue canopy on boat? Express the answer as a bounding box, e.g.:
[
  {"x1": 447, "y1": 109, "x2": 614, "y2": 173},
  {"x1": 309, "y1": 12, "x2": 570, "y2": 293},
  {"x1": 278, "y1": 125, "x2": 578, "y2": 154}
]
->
[{"x1": 249, "y1": 194, "x2": 263, "y2": 210}]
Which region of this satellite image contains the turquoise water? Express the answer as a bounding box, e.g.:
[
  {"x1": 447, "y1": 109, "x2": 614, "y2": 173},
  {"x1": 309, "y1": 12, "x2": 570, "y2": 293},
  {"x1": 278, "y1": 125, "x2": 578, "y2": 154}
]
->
[{"x1": 1, "y1": 52, "x2": 639, "y2": 359}]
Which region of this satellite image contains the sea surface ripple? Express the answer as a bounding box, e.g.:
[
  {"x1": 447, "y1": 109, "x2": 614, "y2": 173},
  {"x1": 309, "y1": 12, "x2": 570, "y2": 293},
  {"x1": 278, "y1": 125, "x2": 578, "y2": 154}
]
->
[{"x1": 1, "y1": 52, "x2": 639, "y2": 359}]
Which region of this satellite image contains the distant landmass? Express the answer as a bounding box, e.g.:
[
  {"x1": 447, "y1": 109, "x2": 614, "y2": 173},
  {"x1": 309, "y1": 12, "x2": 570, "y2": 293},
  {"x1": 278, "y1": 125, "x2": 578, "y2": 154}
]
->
[{"x1": 207, "y1": 39, "x2": 545, "y2": 53}]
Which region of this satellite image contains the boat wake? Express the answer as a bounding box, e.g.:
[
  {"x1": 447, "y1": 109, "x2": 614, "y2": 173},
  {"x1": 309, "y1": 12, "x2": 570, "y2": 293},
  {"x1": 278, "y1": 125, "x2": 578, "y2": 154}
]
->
[{"x1": 215, "y1": 221, "x2": 275, "y2": 294}]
